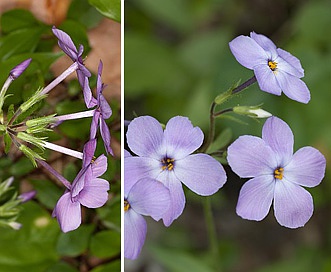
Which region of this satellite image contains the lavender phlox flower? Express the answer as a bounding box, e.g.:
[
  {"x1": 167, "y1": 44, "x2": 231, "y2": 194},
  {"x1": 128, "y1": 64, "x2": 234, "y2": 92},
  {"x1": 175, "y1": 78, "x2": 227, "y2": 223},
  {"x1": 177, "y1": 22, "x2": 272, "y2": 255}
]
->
[
  {"x1": 124, "y1": 177, "x2": 170, "y2": 260},
  {"x1": 125, "y1": 116, "x2": 227, "y2": 226},
  {"x1": 42, "y1": 139, "x2": 109, "y2": 232},
  {"x1": 227, "y1": 116, "x2": 326, "y2": 228},
  {"x1": 89, "y1": 60, "x2": 113, "y2": 155},
  {"x1": 18, "y1": 190, "x2": 37, "y2": 203},
  {"x1": 229, "y1": 32, "x2": 310, "y2": 103}
]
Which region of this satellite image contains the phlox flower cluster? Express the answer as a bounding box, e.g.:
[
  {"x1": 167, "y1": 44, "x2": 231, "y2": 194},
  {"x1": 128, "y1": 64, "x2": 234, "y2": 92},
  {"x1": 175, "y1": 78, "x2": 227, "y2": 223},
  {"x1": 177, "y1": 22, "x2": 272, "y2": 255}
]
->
[{"x1": 0, "y1": 26, "x2": 114, "y2": 232}]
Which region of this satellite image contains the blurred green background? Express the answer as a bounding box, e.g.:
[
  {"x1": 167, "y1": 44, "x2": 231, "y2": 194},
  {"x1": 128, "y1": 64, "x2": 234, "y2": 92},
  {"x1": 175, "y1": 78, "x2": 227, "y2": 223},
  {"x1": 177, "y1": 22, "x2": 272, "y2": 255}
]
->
[
  {"x1": 125, "y1": 0, "x2": 331, "y2": 271},
  {"x1": 0, "y1": 0, "x2": 121, "y2": 271}
]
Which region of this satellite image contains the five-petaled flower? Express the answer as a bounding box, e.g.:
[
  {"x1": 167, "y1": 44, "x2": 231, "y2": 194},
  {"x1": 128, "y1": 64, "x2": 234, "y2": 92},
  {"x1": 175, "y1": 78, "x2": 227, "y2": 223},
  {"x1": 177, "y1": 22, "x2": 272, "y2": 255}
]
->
[
  {"x1": 227, "y1": 116, "x2": 326, "y2": 228},
  {"x1": 53, "y1": 139, "x2": 109, "y2": 232},
  {"x1": 229, "y1": 32, "x2": 310, "y2": 103},
  {"x1": 87, "y1": 60, "x2": 113, "y2": 155},
  {"x1": 125, "y1": 116, "x2": 227, "y2": 226}
]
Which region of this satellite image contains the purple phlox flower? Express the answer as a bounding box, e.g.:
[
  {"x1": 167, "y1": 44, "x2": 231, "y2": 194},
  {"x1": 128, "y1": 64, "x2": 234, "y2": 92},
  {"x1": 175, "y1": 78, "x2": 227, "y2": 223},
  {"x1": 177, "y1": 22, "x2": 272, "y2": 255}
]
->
[
  {"x1": 10, "y1": 58, "x2": 32, "y2": 80},
  {"x1": 125, "y1": 116, "x2": 227, "y2": 226},
  {"x1": 52, "y1": 26, "x2": 91, "y2": 91},
  {"x1": 124, "y1": 177, "x2": 170, "y2": 260},
  {"x1": 229, "y1": 32, "x2": 310, "y2": 103},
  {"x1": 227, "y1": 116, "x2": 326, "y2": 228},
  {"x1": 89, "y1": 60, "x2": 113, "y2": 155},
  {"x1": 52, "y1": 139, "x2": 109, "y2": 232},
  {"x1": 18, "y1": 190, "x2": 36, "y2": 203}
]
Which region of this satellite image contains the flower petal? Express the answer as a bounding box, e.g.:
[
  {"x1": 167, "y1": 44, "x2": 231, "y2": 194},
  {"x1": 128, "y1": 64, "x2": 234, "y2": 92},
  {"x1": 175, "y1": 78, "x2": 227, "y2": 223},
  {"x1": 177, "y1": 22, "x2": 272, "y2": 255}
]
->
[
  {"x1": 79, "y1": 178, "x2": 109, "y2": 208},
  {"x1": 82, "y1": 139, "x2": 96, "y2": 168},
  {"x1": 229, "y1": 35, "x2": 268, "y2": 69},
  {"x1": 164, "y1": 116, "x2": 204, "y2": 159},
  {"x1": 128, "y1": 178, "x2": 170, "y2": 220},
  {"x1": 227, "y1": 135, "x2": 277, "y2": 178},
  {"x1": 277, "y1": 48, "x2": 304, "y2": 77},
  {"x1": 254, "y1": 64, "x2": 282, "y2": 95},
  {"x1": 262, "y1": 116, "x2": 294, "y2": 166},
  {"x1": 236, "y1": 176, "x2": 274, "y2": 221},
  {"x1": 52, "y1": 27, "x2": 78, "y2": 60},
  {"x1": 91, "y1": 154, "x2": 108, "y2": 177},
  {"x1": 100, "y1": 118, "x2": 113, "y2": 155},
  {"x1": 250, "y1": 32, "x2": 277, "y2": 59},
  {"x1": 276, "y1": 56, "x2": 303, "y2": 78},
  {"x1": 124, "y1": 209, "x2": 147, "y2": 260},
  {"x1": 90, "y1": 111, "x2": 100, "y2": 139},
  {"x1": 285, "y1": 146, "x2": 326, "y2": 187},
  {"x1": 276, "y1": 71, "x2": 310, "y2": 104},
  {"x1": 124, "y1": 156, "x2": 161, "y2": 196},
  {"x1": 54, "y1": 192, "x2": 82, "y2": 233},
  {"x1": 274, "y1": 179, "x2": 314, "y2": 228},
  {"x1": 157, "y1": 171, "x2": 185, "y2": 227},
  {"x1": 126, "y1": 116, "x2": 165, "y2": 159},
  {"x1": 99, "y1": 94, "x2": 112, "y2": 119},
  {"x1": 175, "y1": 154, "x2": 226, "y2": 195}
]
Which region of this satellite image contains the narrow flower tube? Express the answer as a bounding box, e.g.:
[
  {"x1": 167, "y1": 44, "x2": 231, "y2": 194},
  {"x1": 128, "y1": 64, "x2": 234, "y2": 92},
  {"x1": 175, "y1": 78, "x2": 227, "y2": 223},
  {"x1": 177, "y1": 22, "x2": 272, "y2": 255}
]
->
[
  {"x1": 41, "y1": 141, "x2": 83, "y2": 160},
  {"x1": 52, "y1": 109, "x2": 95, "y2": 127}
]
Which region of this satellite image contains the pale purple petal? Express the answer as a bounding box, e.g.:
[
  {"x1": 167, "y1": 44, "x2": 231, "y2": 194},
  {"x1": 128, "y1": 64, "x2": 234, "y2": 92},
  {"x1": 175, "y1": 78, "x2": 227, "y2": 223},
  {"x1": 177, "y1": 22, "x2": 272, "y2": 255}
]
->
[
  {"x1": 124, "y1": 156, "x2": 161, "y2": 196},
  {"x1": 54, "y1": 192, "x2": 82, "y2": 233},
  {"x1": 96, "y1": 60, "x2": 103, "y2": 97},
  {"x1": 126, "y1": 116, "x2": 165, "y2": 159},
  {"x1": 285, "y1": 147, "x2": 326, "y2": 187},
  {"x1": 52, "y1": 26, "x2": 78, "y2": 60},
  {"x1": 99, "y1": 94, "x2": 112, "y2": 119},
  {"x1": 164, "y1": 116, "x2": 204, "y2": 159},
  {"x1": 79, "y1": 178, "x2": 109, "y2": 208},
  {"x1": 274, "y1": 179, "x2": 313, "y2": 228},
  {"x1": 100, "y1": 118, "x2": 113, "y2": 155},
  {"x1": 71, "y1": 167, "x2": 89, "y2": 198},
  {"x1": 227, "y1": 135, "x2": 277, "y2": 178},
  {"x1": 90, "y1": 111, "x2": 100, "y2": 139},
  {"x1": 277, "y1": 48, "x2": 304, "y2": 77},
  {"x1": 83, "y1": 77, "x2": 97, "y2": 108},
  {"x1": 276, "y1": 71, "x2": 310, "y2": 104},
  {"x1": 156, "y1": 171, "x2": 185, "y2": 227},
  {"x1": 82, "y1": 139, "x2": 96, "y2": 168},
  {"x1": 262, "y1": 116, "x2": 294, "y2": 166},
  {"x1": 229, "y1": 35, "x2": 268, "y2": 69},
  {"x1": 175, "y1": 154, "x2": 226, "y2": 195},
  {"x1": 91, "y1": 154, "x2": 108, "y2": 177},
  {"x1": 250, "y1": 32, "x2": 277, "y2": 59},
  {"x1": 124, "y1": 209, "x2": 147, "y2": 260},
  {"x1": 253, "y1": 64, "x2": 282, "y2": 95},
  {"x1": 276, "y1": 56, "x2": 303, "y2": 78},
  {"x1": 236, "y1": 176, "x2": 275, "y2": 221},
  {"x1": 128, "y1": 178, "x2": 170, "y2": 220}
]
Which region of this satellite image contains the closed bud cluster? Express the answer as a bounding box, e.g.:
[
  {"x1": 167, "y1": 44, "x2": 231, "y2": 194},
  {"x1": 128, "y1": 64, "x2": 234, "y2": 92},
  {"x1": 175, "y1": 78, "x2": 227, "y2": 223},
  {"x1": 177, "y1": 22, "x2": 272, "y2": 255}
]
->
[{"x1": 26, "y1": 114, "x2": 56, "y2": 134}]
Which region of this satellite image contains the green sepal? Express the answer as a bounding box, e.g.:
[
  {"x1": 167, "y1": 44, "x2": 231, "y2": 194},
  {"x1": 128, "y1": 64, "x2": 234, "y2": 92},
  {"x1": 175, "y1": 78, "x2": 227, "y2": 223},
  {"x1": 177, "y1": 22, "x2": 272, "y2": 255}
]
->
[
  {"x1": 19, "y1": 145, "x2": 45, "y2": 167},
  {"x1": 4, "y1": 132, "x2": 12, "y2": 154},
  {"x1": 214, "y1": 79, "x2": 241, "y2": 105}
]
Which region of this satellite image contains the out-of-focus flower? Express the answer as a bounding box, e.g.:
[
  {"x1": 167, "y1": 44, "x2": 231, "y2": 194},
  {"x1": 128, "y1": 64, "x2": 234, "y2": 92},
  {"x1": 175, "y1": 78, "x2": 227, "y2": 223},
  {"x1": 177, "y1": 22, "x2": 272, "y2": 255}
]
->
[
  {"x1": 227, "y1": 116, "x2": 326, "y2": 228},
  {"x1": 124, "y1": 177, "x2": 170, "y2": 259},
  {"x1": 229, "y1": 32, "x2": 310, "y2": 103},
  {"x1": 125, "y1": 116, "x2": 227, "y2": 226}
]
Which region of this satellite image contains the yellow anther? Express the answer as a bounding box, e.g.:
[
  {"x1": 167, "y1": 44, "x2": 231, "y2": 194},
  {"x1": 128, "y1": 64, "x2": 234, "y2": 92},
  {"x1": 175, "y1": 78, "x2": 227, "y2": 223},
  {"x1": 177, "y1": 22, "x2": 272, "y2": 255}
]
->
[
  {"x1": 268, "y1": 61, "x2": 277, "y2": 71},
  {"x1": 274, "y1": 167, "x2": 284, "y2": 180},
  {"x1": 124, "y1": 200, "x2": 130, "y2": 212},
  {"x1": 161, "y1": 157, "x2": 175, "y2": 171}
]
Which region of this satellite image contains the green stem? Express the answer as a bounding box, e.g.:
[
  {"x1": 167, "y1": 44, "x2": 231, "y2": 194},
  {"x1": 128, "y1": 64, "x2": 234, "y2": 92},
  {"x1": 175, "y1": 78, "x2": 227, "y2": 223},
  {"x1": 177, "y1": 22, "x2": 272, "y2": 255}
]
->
[
  {"x1": 200, "y1": 102, "x2": 216, "y2": 153},
  {"x1": 204, "y1": 197, "x2": 221, "y2": 272},
  {"x1": 231, "y1": 75, "x2": 257, "y2": 95}
]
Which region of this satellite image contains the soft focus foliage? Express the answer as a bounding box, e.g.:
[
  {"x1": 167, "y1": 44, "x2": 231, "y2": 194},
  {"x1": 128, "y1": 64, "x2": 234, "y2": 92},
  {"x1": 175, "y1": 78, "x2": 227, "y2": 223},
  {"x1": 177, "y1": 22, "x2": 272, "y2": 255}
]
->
[{"x1": 125, "y1": 0, "x2": 331, "y2": 271}]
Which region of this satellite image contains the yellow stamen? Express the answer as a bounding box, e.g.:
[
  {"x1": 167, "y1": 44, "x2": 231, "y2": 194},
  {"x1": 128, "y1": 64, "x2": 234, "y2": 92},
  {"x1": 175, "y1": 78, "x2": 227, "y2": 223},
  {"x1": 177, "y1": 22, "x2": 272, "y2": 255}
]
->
[
  {"x1": 161, "y1": 158, "x2": 175, "y2": 171},
  {"x1": 274, "y1": 167, "x2": 284, "y2": 180},
  {"x1": 268, "y1": 61, "x2": 277, "y2": 71},
  {"x1": 124, "y1": 200, "x2": 130, "y2": 212}
]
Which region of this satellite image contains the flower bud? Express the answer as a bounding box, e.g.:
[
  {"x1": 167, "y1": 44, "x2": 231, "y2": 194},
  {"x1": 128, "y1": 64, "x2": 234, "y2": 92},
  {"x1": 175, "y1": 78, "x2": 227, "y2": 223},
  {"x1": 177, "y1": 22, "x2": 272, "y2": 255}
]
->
[
  {"x1": 10, "y1": 58, "x2": 32, "y2": 80},
  {"x1": 233, "y1": 105, "x2": 272, "y2": 118}
]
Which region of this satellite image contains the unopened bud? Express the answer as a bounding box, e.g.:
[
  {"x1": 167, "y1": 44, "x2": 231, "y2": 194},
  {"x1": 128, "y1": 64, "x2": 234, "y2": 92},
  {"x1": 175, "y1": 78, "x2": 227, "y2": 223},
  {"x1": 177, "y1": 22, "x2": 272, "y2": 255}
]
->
[
  {"x1": 233, "y1": 105, "x2": 272, "y2": 118},
  {"x1": 10, "y1": 58, "x2": 32, "y2": 80}
]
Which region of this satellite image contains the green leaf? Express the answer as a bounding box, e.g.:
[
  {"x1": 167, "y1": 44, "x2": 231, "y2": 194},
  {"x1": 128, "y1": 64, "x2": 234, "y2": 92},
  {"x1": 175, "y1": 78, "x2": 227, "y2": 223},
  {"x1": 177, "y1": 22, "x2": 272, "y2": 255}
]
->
[
  {"x1": 0, "y1": 28, "x2": 44, "y2": 61},
  {"x1": 0, "y1": 9, "x2": 41, "y2": 34},
  {"x1": 4, "y1": 132, "x2": 12, "y2": 154},
  {"x1": 207, "y1": 128, "x2": 233, "y2": 154},
  {"x1": 30, "y1": 179, "x2": 63, "y2": 210},
  {"x1": 56, "y1": 225, "x2": 94, "y2": 257},
  {"x1": 45, "y1": 261, "x2": 78, "y2": 272},
  {"x1": 90, "y1": 260, "x2": 121, "y2": 272},
  {"x1": 9, "y1": 157, "x2": 35, "y2": 177},
  {"x1": 90, "y1": 230, "x2": 121, "y2": 258},
  {"x1": 150, "y1": 246, "x2": 214, "y2": 272},
  {"x1": 97, "y1": 195, "x2": 121, "y2": 231},
  {"x1": 88, "y1": 0, "x2": 121, "y2": 22}
]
